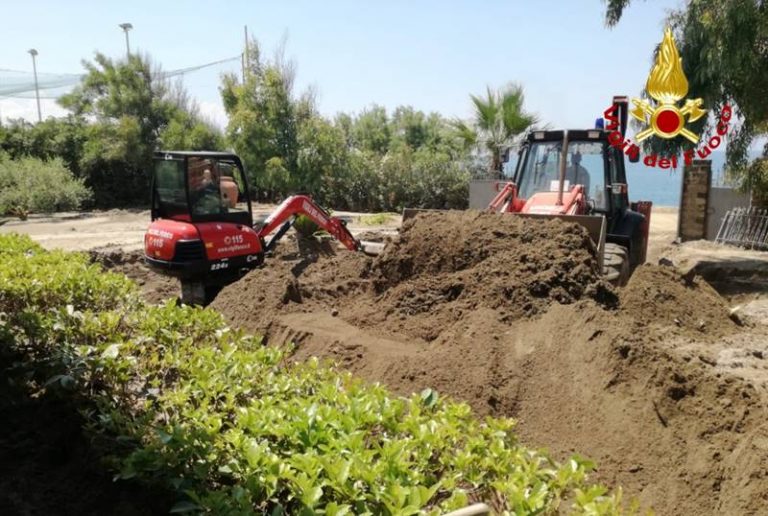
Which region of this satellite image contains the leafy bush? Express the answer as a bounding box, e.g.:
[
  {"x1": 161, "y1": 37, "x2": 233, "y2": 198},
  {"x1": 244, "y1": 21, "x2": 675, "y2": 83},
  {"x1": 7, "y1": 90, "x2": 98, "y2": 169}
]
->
[
  {"x1": 293, "y1": 213, "x2": 323, "y2": 238},
  {"x1": 0, "y1": 232, "x2": 43, "y2": 256},
  {"x1": 317, "y1": 149, "x2": 470, "y2": 213},
  {"x1": 360, "y1": 213, "x2": 397, "y2": 225},
  {"x1": 0, "y1": 154, "x2": 92, "y2": 218},
  {"x1": 0, "y1": 234, "x2": 622, "y2": 514}
]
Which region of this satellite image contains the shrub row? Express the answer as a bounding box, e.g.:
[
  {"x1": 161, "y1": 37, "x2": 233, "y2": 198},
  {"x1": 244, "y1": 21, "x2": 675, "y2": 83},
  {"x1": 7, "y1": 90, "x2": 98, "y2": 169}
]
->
[
  {"x1": 0, "y1": 153, "x2": 92, "y2": 218},
  {"x1": 0, "y1": 233, "x2": 621, "y2": 514}
]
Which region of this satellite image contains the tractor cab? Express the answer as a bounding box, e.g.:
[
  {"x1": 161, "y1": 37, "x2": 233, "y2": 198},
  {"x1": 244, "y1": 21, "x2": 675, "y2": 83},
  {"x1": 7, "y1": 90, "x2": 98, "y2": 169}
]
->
[
  {"x1": 151, "y1": 151, "x2": 253, "y2": 226},
  {"x1": 512, "y1": 129, "x2": 629, "y2": 222}
]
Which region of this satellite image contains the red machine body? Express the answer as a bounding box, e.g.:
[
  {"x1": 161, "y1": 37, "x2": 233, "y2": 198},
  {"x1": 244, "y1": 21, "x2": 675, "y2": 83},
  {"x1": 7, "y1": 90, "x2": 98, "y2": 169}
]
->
[
  {"x1": 487, "y1": 182, "x2": 588, "y2": 216},
  {"x1": 145, "y1": 219, "x2": 263, "y2": 263}
]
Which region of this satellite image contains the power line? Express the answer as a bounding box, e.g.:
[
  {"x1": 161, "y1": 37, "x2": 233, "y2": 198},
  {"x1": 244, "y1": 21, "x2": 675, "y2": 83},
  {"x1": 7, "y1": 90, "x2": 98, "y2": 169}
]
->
[
  {"x1": 0, "y1": 68, "x2": 81, "y2": 75},
  {"x1": 159, "y1": 55, "x2": 241, "y2": 78}
]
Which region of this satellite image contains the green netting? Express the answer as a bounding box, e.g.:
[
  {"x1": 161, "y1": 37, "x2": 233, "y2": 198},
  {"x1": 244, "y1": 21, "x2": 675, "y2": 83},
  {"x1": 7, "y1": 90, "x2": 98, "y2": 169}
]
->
[
  {"x1": 0, "y1": 55, "x2": 240, "y2": 99},
  {"x1": 0, "y1": 69, "x2": 83, "y2": 98}
]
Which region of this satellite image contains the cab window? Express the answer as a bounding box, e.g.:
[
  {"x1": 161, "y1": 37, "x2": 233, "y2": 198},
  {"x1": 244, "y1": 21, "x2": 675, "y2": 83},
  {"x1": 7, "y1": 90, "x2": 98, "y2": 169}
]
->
[
  {"x1": 567, "y1": 142, "x2": 607, "y2": 211},
  {"x1": 516, "y1": 141, "x2": 562, "y2": 199},
  {"x1": 187, "y1": 158, "x2": 248, "y2": 217},
  {"x1": 154, "y1": 158, "x2": 187, "y2": 218}
]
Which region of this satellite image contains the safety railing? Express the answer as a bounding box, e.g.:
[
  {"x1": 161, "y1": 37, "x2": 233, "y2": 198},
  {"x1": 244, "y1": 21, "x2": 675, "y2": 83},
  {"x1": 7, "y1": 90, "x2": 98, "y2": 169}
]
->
[{"x1": 715, "y1": 207, "x2": 768, "y2": 250}]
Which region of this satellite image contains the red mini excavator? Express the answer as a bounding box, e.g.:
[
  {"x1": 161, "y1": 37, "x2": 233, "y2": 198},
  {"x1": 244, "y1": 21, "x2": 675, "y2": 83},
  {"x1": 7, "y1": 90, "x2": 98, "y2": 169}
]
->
[{"x1": 143, "y1": 151, "x2": 372, "y2": 305}]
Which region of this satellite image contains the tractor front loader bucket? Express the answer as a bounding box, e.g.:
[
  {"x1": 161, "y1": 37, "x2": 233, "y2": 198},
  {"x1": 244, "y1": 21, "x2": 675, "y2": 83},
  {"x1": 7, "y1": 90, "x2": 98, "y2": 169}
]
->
[
  {"x1": 401, "y1": 208, "x2": 607, "y2": 271},
  {"x1": 513, "y1": 213, "x2": 606, "y2": 272}
]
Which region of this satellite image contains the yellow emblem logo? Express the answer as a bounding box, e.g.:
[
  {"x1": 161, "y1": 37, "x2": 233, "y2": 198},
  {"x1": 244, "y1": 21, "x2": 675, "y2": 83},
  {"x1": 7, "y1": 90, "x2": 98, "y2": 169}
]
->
[{"x1": 631, "y1": 28, "x2": 706, "y2": 143}]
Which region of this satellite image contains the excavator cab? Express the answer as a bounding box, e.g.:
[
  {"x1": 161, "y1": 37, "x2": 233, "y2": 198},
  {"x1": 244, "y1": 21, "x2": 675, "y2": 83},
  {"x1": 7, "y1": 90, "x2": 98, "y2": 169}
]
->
[
  {"x1": 146, "y1": 151, "x2": 264, "y2": 304},
  {"x1": 151, "y1": 152, "x2": 252, "y2": 226}
]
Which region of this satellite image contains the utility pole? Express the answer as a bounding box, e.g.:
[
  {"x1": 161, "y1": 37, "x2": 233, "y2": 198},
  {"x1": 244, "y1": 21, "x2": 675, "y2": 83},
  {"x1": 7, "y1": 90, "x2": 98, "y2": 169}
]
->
[
  {"x1": 28, "y1": 49, "x2": 41, "y2": 123},
  {"x1": 119, "y1": 22, "x2": 133, "y2": 59},
  {"x1": 243, "y1": 25, "x2": 249, "y2": 82}
]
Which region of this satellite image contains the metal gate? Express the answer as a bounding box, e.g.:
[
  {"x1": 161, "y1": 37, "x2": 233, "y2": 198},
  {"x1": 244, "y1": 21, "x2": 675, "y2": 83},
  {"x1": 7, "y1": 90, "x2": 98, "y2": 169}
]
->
[{"x1": 715, "y1": 207, "x2": 768, "y2": 250}]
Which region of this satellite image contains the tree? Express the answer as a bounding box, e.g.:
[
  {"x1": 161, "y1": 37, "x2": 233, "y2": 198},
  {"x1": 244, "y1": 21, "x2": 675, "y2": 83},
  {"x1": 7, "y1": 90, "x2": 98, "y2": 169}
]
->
[
  {"x1": 221, "y1": 40, "x2": 311, "y2": 199},
  {"x1": 297, "y1": 116, "x2": 348, "y2": 200},
  {"x1": 453, "y1": 83, "x2": 537, "y2": 176},
  {"x1": 605, "y1": 0, "x2": 768, "y2": 199},
  {"x1": 389, "y1": 107, "x2": 452, "y2": 154},
  {"x1": 353, "y1": 105, "x2": 391, "y2": 155},
  {"x1": 0, "y1": 116, "x2": 86, "y2": 177},
  {"x1": 604, "y1": 0, "x2": 631, "y2": 27},
  {"x1": 57, "y1": 53, "x2": 222, "y2": 206}
]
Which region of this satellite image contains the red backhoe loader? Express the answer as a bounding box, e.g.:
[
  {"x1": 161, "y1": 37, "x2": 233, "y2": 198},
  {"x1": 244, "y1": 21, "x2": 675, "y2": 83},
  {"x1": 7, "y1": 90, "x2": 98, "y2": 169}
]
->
[
  {"x1": 487, "y1": 96, "x2": 652, "y2": 283},
  {"x1": 405, "y1": 96, "x2": 652, "y2": 284}
]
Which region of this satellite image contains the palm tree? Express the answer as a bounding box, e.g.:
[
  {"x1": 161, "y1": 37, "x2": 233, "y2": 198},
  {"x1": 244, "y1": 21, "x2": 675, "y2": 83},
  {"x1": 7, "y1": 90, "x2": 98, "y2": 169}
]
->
[{"x1": 454, "y1": 83, "x2": 537, "y2": 176}]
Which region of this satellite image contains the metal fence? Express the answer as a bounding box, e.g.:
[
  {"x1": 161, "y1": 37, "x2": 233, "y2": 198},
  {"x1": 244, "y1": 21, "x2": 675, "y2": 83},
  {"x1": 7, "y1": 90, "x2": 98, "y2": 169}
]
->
[{"x1": 715, "y1": 207, "x2": 768, "y2": 250}]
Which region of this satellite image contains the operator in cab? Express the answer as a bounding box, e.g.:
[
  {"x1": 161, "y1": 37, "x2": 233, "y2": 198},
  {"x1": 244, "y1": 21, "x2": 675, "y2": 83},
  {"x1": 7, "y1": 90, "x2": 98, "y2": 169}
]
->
[
  {"x1": 189, "y1": 159, "x2": 226, "y2": 215},
  {"x1": 564, "y1": 151, "x2": 591, "y2": 193}
]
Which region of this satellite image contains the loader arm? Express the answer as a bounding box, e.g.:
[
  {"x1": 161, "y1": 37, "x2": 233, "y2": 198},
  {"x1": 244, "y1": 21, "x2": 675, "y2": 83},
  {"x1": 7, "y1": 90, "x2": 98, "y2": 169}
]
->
[
  {"x1": 257, "y1": 195, "x2": 361, "y2": 252},
  {"x1": 487, "y1": 182, "x2": 525, "y2": 213}
]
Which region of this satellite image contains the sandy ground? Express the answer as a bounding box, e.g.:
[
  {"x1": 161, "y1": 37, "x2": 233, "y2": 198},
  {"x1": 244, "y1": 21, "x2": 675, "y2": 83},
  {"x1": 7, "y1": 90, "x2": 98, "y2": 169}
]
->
[
  {"x1": 0, "y1": 205, "x2": 401, "y2": 253},
  {"x1": 0, "y1": 205, "x2": 681, "y2": 255},
  {"x1": 646, "y1": 206, "x2": 678, "y2": 262}
]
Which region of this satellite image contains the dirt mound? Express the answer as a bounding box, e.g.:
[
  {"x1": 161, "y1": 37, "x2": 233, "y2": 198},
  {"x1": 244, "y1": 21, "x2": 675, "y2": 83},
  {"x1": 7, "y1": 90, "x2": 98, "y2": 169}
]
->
[
  {"x1": 503, "y1": 303, "x2": 768, "y2": 515},
  {"x1": 375, "y1": 211, "x2": 614, "y2": 313},
  {"x1": 213, "y1": 212, "x2": 616, "y2": 343},
  {"x1": 90, "y1": 248, "x2": 179, "y2": 304},
  {"x1": 207, "y1": 212, "x2": 768, "y2": 514},
  {"x1": 622, "y1": 264, "x2": 737, "y2": 337}
]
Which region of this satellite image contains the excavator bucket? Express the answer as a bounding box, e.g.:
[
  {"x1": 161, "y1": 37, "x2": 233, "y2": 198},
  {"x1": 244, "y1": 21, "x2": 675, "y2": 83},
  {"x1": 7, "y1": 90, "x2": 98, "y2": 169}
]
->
[
  {"x1": 401, "y1": 208, "x2": 606, "y2": 271},
  {"x1": 359, "y1": 240, "x2": 386, "y2": 255}
]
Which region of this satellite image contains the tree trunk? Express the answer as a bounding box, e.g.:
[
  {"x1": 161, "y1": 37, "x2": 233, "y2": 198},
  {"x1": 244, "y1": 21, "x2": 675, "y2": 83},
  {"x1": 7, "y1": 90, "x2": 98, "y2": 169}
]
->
[{"x1": 491, "y1": 152, "x2": 503, "y2": 179}]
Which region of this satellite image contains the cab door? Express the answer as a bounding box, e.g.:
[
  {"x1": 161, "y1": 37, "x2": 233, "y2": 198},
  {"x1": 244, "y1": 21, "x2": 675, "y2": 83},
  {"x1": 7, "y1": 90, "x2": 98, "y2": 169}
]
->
[{"x1": 151, "y1": 156, "x2": 190, "y2": 222}]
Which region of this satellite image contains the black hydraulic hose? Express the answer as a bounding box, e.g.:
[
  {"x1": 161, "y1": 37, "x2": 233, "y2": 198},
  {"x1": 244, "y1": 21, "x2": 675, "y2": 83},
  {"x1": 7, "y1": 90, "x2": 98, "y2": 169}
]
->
[{"x1": 264, "y1": 218, "x2": 295, "y2": 252}]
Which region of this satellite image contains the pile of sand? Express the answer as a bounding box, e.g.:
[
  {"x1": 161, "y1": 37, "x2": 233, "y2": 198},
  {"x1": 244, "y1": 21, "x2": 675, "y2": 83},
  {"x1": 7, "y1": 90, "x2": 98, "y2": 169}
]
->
[
  {"x1": 371, "y1": 211, "x2": 617, "y2": 329},
  {"x1": 212, "y1": 212, "x2": 617, "y2": 342},
  {"x1": 621, "y1": 264, "x2": 735, "y2": 337},
  {"x1": 129, "y1": 210, "x2": 765, "y2": 514}
]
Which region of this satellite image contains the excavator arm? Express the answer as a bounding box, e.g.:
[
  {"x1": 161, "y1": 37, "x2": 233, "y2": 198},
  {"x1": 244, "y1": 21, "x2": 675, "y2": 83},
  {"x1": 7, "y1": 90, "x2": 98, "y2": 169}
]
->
[{"x1": 257, "y1": 195, "x2": 361, "y2": 252}]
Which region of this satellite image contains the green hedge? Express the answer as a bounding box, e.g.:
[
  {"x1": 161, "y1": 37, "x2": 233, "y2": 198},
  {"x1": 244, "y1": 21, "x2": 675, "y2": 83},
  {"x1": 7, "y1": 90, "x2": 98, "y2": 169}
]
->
[
  {"x1": 0, "y1": 233, "x2": 621, "y2": 514},
  {"x1": 0, "y1": 153, "x2": 92, "y2": 218}
]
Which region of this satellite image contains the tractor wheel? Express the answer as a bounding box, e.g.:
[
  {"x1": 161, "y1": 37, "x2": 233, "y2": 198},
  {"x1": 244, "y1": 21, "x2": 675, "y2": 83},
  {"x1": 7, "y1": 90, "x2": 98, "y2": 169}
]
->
[{"x1": 603, "y1": 243, "x2": 630, "y2": 287}]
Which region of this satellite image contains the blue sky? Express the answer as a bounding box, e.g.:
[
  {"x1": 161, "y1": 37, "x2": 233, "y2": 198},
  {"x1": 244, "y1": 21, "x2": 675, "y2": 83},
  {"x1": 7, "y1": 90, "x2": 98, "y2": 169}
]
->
[{"x1": 0, "y1": 0, "x2": 683, "y2": 128}]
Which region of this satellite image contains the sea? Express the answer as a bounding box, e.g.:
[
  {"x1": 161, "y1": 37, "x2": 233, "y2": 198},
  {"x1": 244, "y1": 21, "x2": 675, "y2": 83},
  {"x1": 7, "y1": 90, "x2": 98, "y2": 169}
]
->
[{"x1": 624, "y1": 151, "x2": 742, "y2": 207}]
